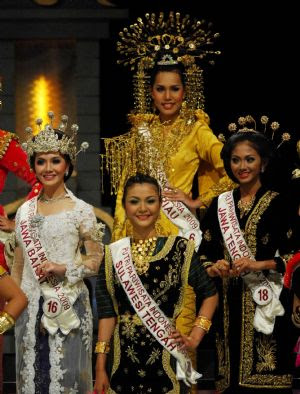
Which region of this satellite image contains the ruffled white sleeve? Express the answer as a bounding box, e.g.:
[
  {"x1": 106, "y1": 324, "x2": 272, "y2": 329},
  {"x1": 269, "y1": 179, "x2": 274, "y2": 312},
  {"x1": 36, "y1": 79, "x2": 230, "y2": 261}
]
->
[{"x1": 66, "y1": 203, "x2": 104, "y2": 284}]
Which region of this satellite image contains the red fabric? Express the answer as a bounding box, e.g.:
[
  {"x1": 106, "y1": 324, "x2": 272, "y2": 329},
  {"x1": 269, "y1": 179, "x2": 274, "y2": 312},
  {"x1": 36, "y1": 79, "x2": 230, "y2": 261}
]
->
[
  {"x1": 283, "y1": 251, "x2": 300, "y2": 289},
  {"x1": 0, "y1": 129, "x2": 42, "y2": 269},
  {"x1": 0, "y1": 136, "x2": 37, "y2": 193},
  {"x1": 0, "y1": 298, "x2": 4, "y2": 393}
]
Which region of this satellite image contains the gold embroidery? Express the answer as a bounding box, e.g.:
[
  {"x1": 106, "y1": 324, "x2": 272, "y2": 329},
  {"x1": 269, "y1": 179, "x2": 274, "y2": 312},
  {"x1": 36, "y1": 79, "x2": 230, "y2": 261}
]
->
[
  {"x1": 162, "y1": 349, "x2": 180, "y2": 394},
  {"x1": 146, "y1": 348, "x2": 161, "y2": 365},
  {"x1": 174, "y1": 239, "x2": 194, "y2": 319},
  {"x1": 261, "y1": 233, "x2": 269, "y2": 245},
  {"x1": 287, "y1": 228, "x2": 293, "y2": 239},
  {"x1": 125, "y1": 345, "x2": 140, "y2": 363},
  {"x1": 138, "y1": 369, "x2": 146, "y2": 377},
  {"x1": 121, "y1": 321, "x2": 137, "y2": 339},
  {"x1": 204, "y1": 229, "x2": 212, "y2": 241},
  {"x1": 0, "y1": 131, "x2": 18, "y2": 159},
  {"x1": 256, "y1": 335, "x2": 276, "y2": 372},
  {"x1": 216, "y1": 332, "x2": 226, "y2": 376},
  {"x1": 238, "y1": 191, "x2": 292, "y2": 388},
  {"x1": 215, "y1": 276, "x2": 230, "y2": 392}
]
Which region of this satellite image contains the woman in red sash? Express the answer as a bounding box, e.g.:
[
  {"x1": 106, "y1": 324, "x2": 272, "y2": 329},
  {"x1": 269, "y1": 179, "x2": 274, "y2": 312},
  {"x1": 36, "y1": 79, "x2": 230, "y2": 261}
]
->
[
  {"x1": 94, "y1": 173, "x2": 218, "y2": 394},
  {"x1": 199, "y1": 126, "x2": 296, "y2": 393},
  {"x1": 11, "y1": 113, "x2": 103, "y2": 393}
]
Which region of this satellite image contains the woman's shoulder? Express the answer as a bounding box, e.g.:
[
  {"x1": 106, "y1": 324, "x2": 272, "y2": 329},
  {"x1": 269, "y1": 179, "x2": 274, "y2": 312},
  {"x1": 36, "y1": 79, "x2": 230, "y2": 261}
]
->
[{"x1": 194, "y1": 109, "x2": 210, "y2": 125}]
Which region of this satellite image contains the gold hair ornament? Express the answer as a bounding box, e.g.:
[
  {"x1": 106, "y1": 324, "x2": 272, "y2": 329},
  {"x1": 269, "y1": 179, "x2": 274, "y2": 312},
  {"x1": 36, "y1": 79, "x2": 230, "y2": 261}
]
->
[
  {"x1": 22, "y1": 111, "x2": 89, "y2": 161},
  {"x1": 218, "y1": 114, "x2": 291, "y2": 149}
]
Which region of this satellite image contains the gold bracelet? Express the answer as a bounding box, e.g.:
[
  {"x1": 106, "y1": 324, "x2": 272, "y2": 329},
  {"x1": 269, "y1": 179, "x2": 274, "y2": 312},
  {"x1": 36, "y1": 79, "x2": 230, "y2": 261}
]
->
[
  {"x1": 0, "y1": 311, "x2": 15, "y2": 335},
  {"x1": 202, "y1": 261, "x2": 214, "y2": 269},
  {"x1": 193, "y1": 315, "x2": 212, "y2": 333},
  {"x1": 94, "y1": 341, "x2": 110, "y2": 354}
]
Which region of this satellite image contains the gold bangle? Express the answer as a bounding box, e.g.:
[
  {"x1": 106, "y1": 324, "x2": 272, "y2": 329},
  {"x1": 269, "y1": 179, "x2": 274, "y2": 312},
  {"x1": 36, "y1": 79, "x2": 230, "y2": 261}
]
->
[
  {"x1": 202, "y1": 261, "x2": 214, "y2": 269},
  {"x1": 0, "y1": 311, "x2": 15, "y2": 335},
  {"x1": 94, "y1": 341, "x2": 110, "y2": 354},
  {"x1": 193, "y1": 315, "x2": 212, "y2": 333}
]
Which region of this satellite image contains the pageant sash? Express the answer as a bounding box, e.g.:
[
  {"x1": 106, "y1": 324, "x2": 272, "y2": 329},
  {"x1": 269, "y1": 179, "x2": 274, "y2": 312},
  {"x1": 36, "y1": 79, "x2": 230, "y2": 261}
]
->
[
  {"x1": 161, "y1": 197, "x2": 202, "y2": 251},
  {"x1": 19, "y1": 197, "x2": 80, "y2": 335},
  {"x1": 138, "y1": 124, "x2": 202, "y2": 251},
  {"x1": 218, "y1": 191, "x2": 284, "y2": 334},
  {"x1": 110, "y1": 237, "x2": 202, "y2": 387}
]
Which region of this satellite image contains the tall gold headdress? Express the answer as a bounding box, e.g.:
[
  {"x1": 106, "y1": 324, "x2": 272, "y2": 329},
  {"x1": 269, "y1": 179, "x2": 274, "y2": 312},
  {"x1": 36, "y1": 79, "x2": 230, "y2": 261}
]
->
[
  {"x1": 117, "y1": 11, "x2": 221, "y2": 113},
  {"x1": 101, "y1": 12, "x2": 221, "y2": 194},
  {"x1": 22, "y1": 111, "x2": 89, "y2": 161}
]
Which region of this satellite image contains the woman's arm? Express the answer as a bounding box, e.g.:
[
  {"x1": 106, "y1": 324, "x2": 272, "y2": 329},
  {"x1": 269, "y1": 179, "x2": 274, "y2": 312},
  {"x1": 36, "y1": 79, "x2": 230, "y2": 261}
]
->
[
  {"x1": 94, "y1": 258, "x2": 118, "y2": 393},
  {"x1": 0, "y1": 268, "x2": 28, "y2": 334},
  {"x1": 94, "y1": 317, "x2": 117, "y2": 394},
  {"x1": 0, "y1": 274, "x2": 28, "y2": 320},
  {"x1": 171, "y1": 247, "x2": 219, "y2": 350},
  {"x1": 171, "y1": 293, "x2": 218, "y2": 350}
]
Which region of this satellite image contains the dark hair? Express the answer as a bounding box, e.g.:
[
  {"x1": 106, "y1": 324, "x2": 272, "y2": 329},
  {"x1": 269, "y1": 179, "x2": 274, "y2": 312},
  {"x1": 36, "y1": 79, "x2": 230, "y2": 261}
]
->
[
  {"x1": 221, "y1": 132, "x2": 276, "y2": 185},
  {"x1": 122, "y1": 173, "x2": 162, "y2": 206},
  {"x1": 150, "y1": 62, "x2": 186, "y2": 87},
  {"x1": 29, "y1": 129, "x2": 74, "y2": 182}
]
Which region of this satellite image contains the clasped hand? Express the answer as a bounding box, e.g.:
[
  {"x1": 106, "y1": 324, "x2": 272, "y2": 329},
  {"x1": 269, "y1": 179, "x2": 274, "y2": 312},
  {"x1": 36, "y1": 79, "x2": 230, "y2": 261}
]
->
[
  {"x1": 207, "y1": 257, "x2": 257, "y2": 278},
  {"x1": 36, "y1": 261, "x2": 66, "y2": 277}
]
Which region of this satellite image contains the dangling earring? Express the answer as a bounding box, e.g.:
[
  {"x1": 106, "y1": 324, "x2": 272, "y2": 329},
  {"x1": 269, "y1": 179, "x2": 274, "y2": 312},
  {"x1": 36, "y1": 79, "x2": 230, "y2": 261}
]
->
[
  {"x1": 65, "y1": 169, "x2": 69, "y2": 177},
  {"x1": 261, "y1": 166, "x2": 265, "y2": 173}
]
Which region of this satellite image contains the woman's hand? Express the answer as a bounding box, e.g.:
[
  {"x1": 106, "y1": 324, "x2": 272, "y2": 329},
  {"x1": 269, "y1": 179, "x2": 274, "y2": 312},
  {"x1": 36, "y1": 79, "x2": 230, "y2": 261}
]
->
[
  {"x1": 0, "y1": 216, "x2": 15, "y2": 232},
  {"x1": 207, "y1": 259, "x2": 230, "y2": 278},
  {"x1": 94, "y1": 368, "x2": 110, "y2": 393},
  {"x1": 162, "y1": 186, "x2": 203, "y2": 209},
  {"x1": 36, "y1": 261, "x2": 66, "y2": 277},
  {"x1": 170, "y1": 329, "x2": 201, "y2": 350},
  {"x1": 232, "y1": 257, "x2": 257, "y2": 275},
  {"x1": 231, "y1": 258, "x2": 275, "y2": 275}
]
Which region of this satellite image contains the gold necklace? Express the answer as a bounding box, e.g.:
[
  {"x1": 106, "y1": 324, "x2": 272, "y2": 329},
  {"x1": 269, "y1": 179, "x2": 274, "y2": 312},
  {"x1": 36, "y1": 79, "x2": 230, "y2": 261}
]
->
[
  {"x1": 39, "y1": 193, "x2": 67, "y2": 204},
  {"x1": 131, "y1": 237, "x2": 157, "y2": 275},
  {"x1": 237, "y1": 196, "x2": 256, "y2": 218}
]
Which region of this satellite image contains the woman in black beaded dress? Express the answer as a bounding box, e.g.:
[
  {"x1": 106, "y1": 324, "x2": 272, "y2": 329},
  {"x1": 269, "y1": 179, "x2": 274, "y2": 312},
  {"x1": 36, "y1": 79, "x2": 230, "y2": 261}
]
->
[
  {"x1": 199, "y1": 130, "x2": 296, "y2": 393},
  {"x1": 94, "y1": 173, "x2": 218, "y2": 394}
]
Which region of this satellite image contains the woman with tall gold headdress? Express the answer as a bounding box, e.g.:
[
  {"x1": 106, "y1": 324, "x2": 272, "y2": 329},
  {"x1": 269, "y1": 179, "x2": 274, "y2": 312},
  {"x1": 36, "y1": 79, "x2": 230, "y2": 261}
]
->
[{"x1": 11, "y1": 112, "x2": 104, "y2": 393}]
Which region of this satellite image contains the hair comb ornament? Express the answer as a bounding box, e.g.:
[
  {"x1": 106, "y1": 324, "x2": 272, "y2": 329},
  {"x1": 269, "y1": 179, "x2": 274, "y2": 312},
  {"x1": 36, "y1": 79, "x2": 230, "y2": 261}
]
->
[
  {"x1": 117, "y1": 11, "x2": 221, "y2": 113},
  {"x1": 218, "y1": 115, "x2": 291, "y2": 149},
  {"x1": 22, "y1": 111, "x2": 89, "y2": 161}
]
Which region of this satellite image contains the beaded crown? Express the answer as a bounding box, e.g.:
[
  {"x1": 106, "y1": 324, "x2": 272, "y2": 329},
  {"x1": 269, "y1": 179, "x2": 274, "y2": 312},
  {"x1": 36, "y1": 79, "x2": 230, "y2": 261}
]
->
[
  {"x1": 218, "y1": 114, "x2": 291, "y2": 149},
  {"x1": 117, "y1": 11, "x2": 221, "y2": 113},
  {"x1": 22, "y1": 111, "x2": 89, "y2": 161}
]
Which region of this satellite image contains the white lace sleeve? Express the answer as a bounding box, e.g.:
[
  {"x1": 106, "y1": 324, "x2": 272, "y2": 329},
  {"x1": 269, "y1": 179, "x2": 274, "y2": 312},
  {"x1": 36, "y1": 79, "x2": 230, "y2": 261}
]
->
[
  {"x1": 65, "y1": 203, "x2": 104, "y2": 284},
  {"x1": 10, "y1": 209, "x2": 24, "y2": 286}
]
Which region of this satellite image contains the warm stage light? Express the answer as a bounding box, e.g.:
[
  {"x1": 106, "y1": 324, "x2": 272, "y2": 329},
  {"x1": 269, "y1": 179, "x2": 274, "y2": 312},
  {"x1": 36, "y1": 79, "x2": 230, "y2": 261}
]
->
[{"x1": 29, "y1": 75, "x2": 61, "y2": 134}]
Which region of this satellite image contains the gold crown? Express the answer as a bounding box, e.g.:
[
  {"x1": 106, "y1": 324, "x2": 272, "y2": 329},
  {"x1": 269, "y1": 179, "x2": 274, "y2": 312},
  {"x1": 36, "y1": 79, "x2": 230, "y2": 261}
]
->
[
  {"x1": 22, "y1": 111, "x2": 89, "y2": 161},
  {"x1": 218, "y1": 115, "x2": 291, "y2": 149},
  {"x1": 117, "y1": 11, "x2": 220, "y2": 71}
]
